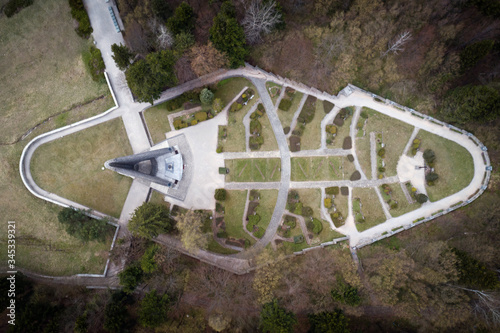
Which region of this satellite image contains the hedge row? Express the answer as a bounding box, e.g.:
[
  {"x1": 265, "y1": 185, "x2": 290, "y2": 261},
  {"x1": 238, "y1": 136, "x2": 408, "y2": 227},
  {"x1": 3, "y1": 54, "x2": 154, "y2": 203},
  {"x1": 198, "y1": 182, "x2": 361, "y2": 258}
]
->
[
  {"x1": 69, "y1": 0, "x2": 93, "y2": 38},
  {"x1": 3, "y1": 0, "x2": 33, "y2": 17}
]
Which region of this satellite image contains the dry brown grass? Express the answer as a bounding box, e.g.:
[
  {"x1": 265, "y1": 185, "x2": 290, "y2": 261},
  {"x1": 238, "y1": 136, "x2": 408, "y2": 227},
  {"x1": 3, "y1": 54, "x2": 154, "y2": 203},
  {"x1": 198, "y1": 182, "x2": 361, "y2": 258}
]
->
[
  {"x1": 31, "y1": 118, "x2": 133, "y2": 218},
  {"x1": 353, "y1": 188, "x2": 387, "y2": 232},
  {"x1": 0, "y1": 0, "x2": 109, "y2": 144},
  {"x1": 300, "y1": 99, "x2": 325, "y2": 150},
  {"x1": 0, "y1": 97, "x2": 116, "y2": 275}
]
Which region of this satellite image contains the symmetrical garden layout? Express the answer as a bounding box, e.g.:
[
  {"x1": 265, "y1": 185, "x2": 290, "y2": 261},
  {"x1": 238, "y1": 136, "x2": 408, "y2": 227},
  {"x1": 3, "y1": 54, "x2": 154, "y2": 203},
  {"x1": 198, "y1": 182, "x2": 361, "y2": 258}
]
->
[{"x1": 21, "y1": 64, "x2": 491, "y2": 274}]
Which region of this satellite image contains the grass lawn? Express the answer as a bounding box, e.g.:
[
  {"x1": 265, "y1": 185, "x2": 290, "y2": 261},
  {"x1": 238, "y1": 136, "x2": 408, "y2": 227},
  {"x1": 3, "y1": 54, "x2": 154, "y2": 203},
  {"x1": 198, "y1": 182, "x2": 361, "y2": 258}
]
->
[
  {"x1": 215, "y1": 77, "x2": 254, "y2": 106},
  {"x1": 382, "y1": 184, "x2": 421, "y2": 217},
  {"x1": 259, "y1": 113, "x2": 279, "y2": 151},
  {"x1": 143, "y1": 108, "x2": 171, "y2": 144},
  {"x1": 148, "y1": 190, "x2": 170, "y2": 210},
  {"x1": 225, "y1": 158, "x2": 281, "y2": 182},
  {"x1": 0, "y1": 0, "x2": 109, "y2": 144},
  {"x1": 355, "y1": 108, "x2": 414, "y2": 178},
  {"x1": 266, "y1": 82, "x2": 282, "y2": 105},
  {"x1": 0, "y1": 98, "x2": 116, "y2": 276},
  {"x1": 207, "y1": 236, "x2": 239, "y2": 255},
  {"x1": 329, "y1": 116, "x2": 353, "y2": 149},
  {"x1": 277, "y1": 92, "x2": 304, "y2": 130},
  {"x1": 301, "y1": 99, "x2": 325, "y2": 150},
  {"x1": 291, "y1": 157, "x2": 356, "y2": 181},
  {"x1": 225, "y1": 93, "x2": 259, "y2": 152},
  {"x1": 224, "y1": 190, "x2": 255, "y2": 245},
  {"x1": 252, "y1": 190, "x2": 278, "y2": 238},
  {"x1": 31, "y1": 118, "x2": 133, "y2": 218},
  {"x1": 418, "y1": 130, "x2": 474, "y2": 202},
  {"x1": 353, "y1": 188, "x2": 387, "y2": 232},
  {"x1": 296, "y1": 188, "x2": 322, "y2": 218},
  {"x1": 318, "y1": 224, "x2": 345, "y2": 243}
]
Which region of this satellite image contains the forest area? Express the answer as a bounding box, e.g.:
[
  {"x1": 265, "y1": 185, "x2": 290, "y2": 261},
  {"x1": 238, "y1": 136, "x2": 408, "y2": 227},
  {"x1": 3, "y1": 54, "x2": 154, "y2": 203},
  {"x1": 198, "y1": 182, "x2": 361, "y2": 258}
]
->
[{"x1": 1, "y1": 0, "x2": 499, "y2": 332}]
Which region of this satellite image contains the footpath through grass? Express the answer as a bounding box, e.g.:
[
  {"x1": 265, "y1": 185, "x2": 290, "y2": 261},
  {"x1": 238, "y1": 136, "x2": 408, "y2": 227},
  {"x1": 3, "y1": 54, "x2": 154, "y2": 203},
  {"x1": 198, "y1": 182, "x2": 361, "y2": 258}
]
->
[
  {"x1": 0, "y1": 0, "x2": 109, "y2": 144},
  {"x1": 355, "y1": 108, "x2": 414, "y2": 178},
  {"x1": 0, "y1": 98, "x2": 116, "y2": 276},
  {"x1": 418, "y1": 130, "x2": 474, "y2": 202},
  {"x1": 31, "y1": 118, "x2": 133, "y2": 218},
  {"x1": 224, "y1": 190, "x2": 255, "y2": 246},
  {"x1": 353, "y1": 187, "x2": 387, "y2": 232},
  {"x1": 225, "y1": 158, "x2": 281, "y2": 182}
]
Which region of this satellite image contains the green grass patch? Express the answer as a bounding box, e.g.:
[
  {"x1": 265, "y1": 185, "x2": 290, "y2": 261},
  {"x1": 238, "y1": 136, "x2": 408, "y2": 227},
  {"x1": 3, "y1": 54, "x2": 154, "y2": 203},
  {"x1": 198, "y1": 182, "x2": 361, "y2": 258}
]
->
[
  {"x1": 259, "y1": 113, "x2": 279, "y2": 151},
  {"x1": 225, "y1": 158, "x2": 281, "y2": 182},
  {"x1": 300, "y1": 98, "x2": 324, "y2": 150},
  {"x1": 290, "y1": 156, "x2": 356, "y2": 181},
  {"x1": 353, "y1": 188, "x2": 387, "y2": 232},
  {"x1": 224, "y1": 190, "x2": 255, "y2": 245},
  {"x1": 31, "y1": 118, "x2": 133, "y2": 218},
  {"x1": 355, "y1": 107, "x2": 414, "y2": 178},
  {"x1": 418, "y1": 130, "x2": 474, "y2": 202},
  {"x1": 143, "y1": 108, "x2": 171, "y2": 144},
  {"x1": 0, "y1": 0, "x2": 109, "y2": 144},
  {"x1": 252, "y1": 190, "x2": 278, "y2": 238},
  {"x1": 207, "y1": 236, "x2": 239, "y2": 255},
  {"x1": 148, "y1": 190, "x2": 170, "y2": 210},
  {"x1": 277, "y1": 92, "x2": 304, "y2": 130},
  {"x1": 215, "y1": 77, "x2": 253, "y2": 105},
  {"x1": 224, "y1": 92, "x2": 259, "y2": 152},
  {"x1": 0, "y1": 98, "x2": 116, "y2": 276},
  {"x1": 266, "y1": 81, "x2": 282, "y2": 105}
]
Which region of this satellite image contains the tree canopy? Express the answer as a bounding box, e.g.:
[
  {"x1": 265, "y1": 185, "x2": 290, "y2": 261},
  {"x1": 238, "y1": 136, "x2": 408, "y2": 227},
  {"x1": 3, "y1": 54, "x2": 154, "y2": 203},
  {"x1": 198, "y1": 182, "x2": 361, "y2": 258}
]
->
[
  {"x1": 111, "y1": 43, "x2": 134, "y2": 71},
  {"x1": 128, "y1": 202, "x2": 175, "y2": 238},
  {"x1": 441, "y1": 84, "x2": 500, "y2": 124},
  {"x1": 307, "y1": 310, "x2": 349, "y2": 333},
  {"x1": 138, "y1": 290, "x2": 169, "y2": 328},
  {"x1": 167, "y1": 2, "x2": 196, "y2": 35},
  {"x1": 125, "y1": 50, "x2": 178, "y2": 104},
  {"x1": 259, "y1": 299, "x2": 297, "y2": 333},
  {"x1": 57, "y1": 207, "x2": 109, "y2": 242},
  {"x1": 209, "y1": 1, "x2": 248, "y2": 68}
]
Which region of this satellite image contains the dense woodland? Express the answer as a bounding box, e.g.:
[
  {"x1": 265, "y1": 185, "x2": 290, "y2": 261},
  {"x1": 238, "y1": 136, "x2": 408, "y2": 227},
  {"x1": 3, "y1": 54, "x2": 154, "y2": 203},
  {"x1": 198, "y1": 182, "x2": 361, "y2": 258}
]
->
[{"x1": 1, "y1": 0, "x2": 499, "y2": 332}]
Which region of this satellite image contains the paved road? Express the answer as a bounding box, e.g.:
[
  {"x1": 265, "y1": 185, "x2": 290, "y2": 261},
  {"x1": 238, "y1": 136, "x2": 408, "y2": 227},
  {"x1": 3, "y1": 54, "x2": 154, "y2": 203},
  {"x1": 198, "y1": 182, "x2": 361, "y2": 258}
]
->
[{"x1": 233, "y1": 77, "x2": 292, "y2": 259}]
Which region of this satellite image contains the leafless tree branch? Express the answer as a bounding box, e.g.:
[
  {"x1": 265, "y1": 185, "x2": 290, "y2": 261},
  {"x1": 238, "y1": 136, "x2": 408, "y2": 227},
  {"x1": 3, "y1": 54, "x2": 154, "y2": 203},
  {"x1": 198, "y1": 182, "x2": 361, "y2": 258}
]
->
[
  {"x1": 382, "y1": 31, "x2": 412, "y2": 57},
  {"x1": 242, "y1": 0, "x2": 282, "y2": 44}
]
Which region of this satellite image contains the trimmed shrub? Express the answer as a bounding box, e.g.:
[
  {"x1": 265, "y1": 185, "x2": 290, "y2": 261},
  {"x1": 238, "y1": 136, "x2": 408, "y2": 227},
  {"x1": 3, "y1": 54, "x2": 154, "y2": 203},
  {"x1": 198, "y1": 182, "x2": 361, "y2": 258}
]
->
[
  {"x1": 377, "y1": 148, "x2": 386, "y2": 157},
  {"x1": 214, "y1": 188, "x2": 227, "y2": 201},
  {"x1": 212, "y1": 98, "x2": 224, "y2": 112},
  {"x1": 323, "y1": 100, "x2": 335, "y2": 113},
  {"x1": 416, "y1": 193, "x2": 428, "y2": 204},
  {"x1": 258, "y1": 103, "x2": 265, "y2": 112},
  {"x1": 216, "y1": 145, "x2": 223, "y2": 153},
  {"x1": 248, "y1": 214, "x2": 261, "y2": 225},
  {"x1": 230, "y1": 102, "x2": 243, "y2": 112},
  {"x1": 347, "y1": 154, "x2": 354, "y2": 162},
  {"x1": 360, "y1": 110, "x2": 368, "y2": 119},
  {"x1": 190, "y1": 120, "x2": 198, "y2": 126},
  {"x1": 378, "y1": 167, "x2": 386, "y2": 172},
  {"x1": 324, "y1": 198, "x2": 332, "y2": 209},
  {"x1": 194, "y1": 111, "x2": 208, "y2": 121},
  {"x1": 308, "y1": 218, "x2": 323, "y2": 234},
  {"x1": 342, "y1": 136, "x2": 352, "y2": 149},
  {"x1": 325, "y1": 186, "x2": 339, "y2": 195},
  {"x1": 254, "y1": 228, "x2": 265, "y2": 238},
  {"x1": 246, "y1": 222, "x2": 255, "y2": 232},
  {"x1": 289, "y1": 136, "x2": 301, "y2": 152},
  {"x1": 301, "y1": 206, "x2": 313, "y2": 218},
  {"x1": 350, "y1": 171, "x2": 361, "y2": 181},
  {"x1": 250, "y1": 119, "x2": 262, "y2": 134},
  {"x1": 426, "y1": 172, "x2": 439, "y2": 183},
  {"x1": 284, "y1": 215, "x2": 296, "y2": 228},
  {"x1": 326, "y1": 125, "x2": 337, "y2": 134},
  {"x1": 423, "y1": 149, "x2": 436, "y2": 165},
  {"x1": 87, "y1": 46, "x2": 106, "y2": 82},
  {"x1": 283, "y1": 126, "x2": 290, "y2": 134},
  {"x1": 200, "y1": 88, "x2": 215, "y2": 105},
  {"x1": 69, "y1": 0, "x2": 93, "y2": 38},
  {"x1": 299, "y1": 96, "x2": 317, "y2": 123},
  {"x1": 340, "y1": 187, "x2": 349, "y2": 196},
  {"x1": 217, "y1": 231, "x2": 228, "y2": 238},
  {"x1": 279, "y1": 99, "x2": 292, "y2": 111}
]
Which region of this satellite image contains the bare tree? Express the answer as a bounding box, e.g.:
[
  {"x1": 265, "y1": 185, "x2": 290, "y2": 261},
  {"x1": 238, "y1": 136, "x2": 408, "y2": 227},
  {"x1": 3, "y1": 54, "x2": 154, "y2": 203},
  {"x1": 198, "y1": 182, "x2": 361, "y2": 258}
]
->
[
  {"x1": 242, "y1": 0, "x2": 282, "y2": 44},
  {"x1": 455, "y1": 287, "x2": 500, "y2": 326},
  {"x1": 149, "y1": 18, "x2": 174, "y2": 50},
  {"x1": 382, "y1": 31, "x2": 412, "y2": 57}
]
